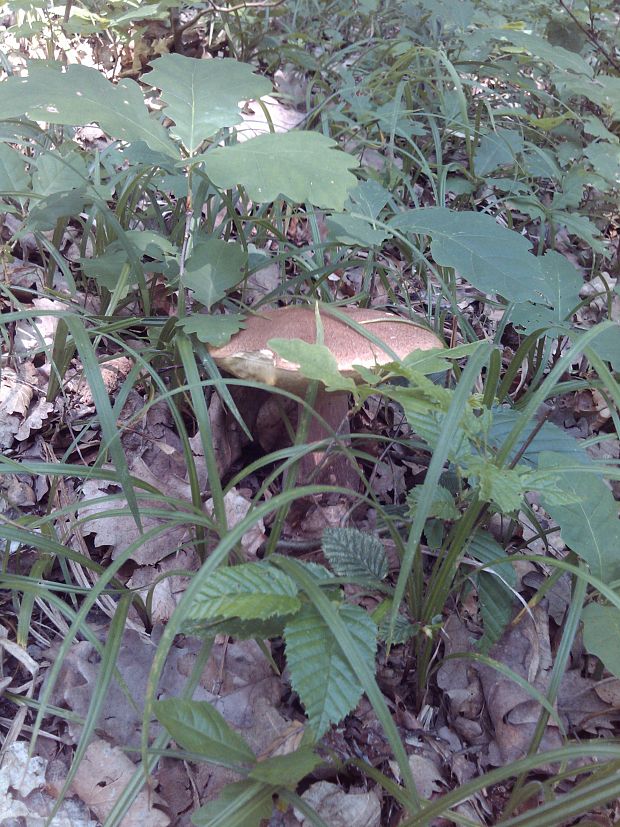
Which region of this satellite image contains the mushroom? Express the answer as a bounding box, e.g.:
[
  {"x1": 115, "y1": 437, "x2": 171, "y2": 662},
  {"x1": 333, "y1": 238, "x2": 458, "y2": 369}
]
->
[{"x1": 208, "y1": 305, "x2": 443, "y2": 490}]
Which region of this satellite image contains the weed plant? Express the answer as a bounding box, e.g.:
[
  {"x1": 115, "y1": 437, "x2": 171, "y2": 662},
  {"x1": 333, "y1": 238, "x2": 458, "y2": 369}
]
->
[{"x1": 0, "y1": 0, "x2": 619, "y2": 824}]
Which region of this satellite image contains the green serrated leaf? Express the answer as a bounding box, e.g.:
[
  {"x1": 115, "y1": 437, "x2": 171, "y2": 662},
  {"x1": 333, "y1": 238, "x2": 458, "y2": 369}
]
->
[
  {"x1": 182, "y1": 614, "x2": 291, "y2": 640},
  {"x1": 374, "y1": 602, "x2": 420, "y2": 644},
  {"x1": 582, "y1": 604, "x2": 620, "y2": 678},
  {"x1": 191, "y1": 779, "x2": 274, "y2": 827},
  {"x1": 0, "y1": 62, "x2": 177, "y2": 158},
  {"x1": 407, "y1": 484, "x2": 459, "y2": 521},
  {"x1": 510, "y1": 250, "x2": 584, "y2": 334},
  {"x1": 249, "y1": 748, "x2": 321, "y2": 785},
  {"x1": 465, "y1": 457, "x2": 526, "y2": 513},
  {"x1": 154, "y1": 699, "x2": 255, "y2": 765},
  {"x1": 183, "y1": 239, "x2": 247, "y2": 310},
  {"x1": 322, "y1": 527, "x2": 388, "y2": 581},
  {"x1": 148, "y1": 55, "x2": 272, "y2": 154},
  {"x1": 268, "y1": 338, "x2": 357, "y2": 393},
  {"x1": 186, "y1": 562, "x2": 300, "y2": 621},
  {"x1": 201, "y1": 131, "x2": 358, "y2": 209},
  {"x1": 390, "y1": 207, "x2": 549, "y2": 304},
  {"x1": 538, "y1": 452, "x2": 620, "y2": 584},
  {"x1": 284, "y1": 602, "x2": 377, "y2": 738},
  {"x1": 553, "y1": 210, "x2": 606, "y2": 254},
  {"x1": 177, "y1": 314, "x2": 246, "y2": 346}
]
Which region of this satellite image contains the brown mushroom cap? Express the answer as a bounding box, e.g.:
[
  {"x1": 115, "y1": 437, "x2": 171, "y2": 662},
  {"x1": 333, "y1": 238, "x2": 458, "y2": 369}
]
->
[{"x1": 208, "y1": 306, "x2": 443, "y2": 391}]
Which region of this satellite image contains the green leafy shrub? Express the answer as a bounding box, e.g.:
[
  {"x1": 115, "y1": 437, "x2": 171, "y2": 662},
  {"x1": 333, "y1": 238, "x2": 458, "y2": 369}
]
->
[{"x1": 1, "y1": 1, "x2": 620, "y2": 823}]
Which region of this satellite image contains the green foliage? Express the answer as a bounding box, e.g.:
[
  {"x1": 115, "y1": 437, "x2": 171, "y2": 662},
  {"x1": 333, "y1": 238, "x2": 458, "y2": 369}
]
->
[
  {"x1": 2, "y1": 0, "x2": 620, "y2": 824},
  {"x1": 201, "y1": 131, "x2": 359, "y2": 210},
  {"x1": 322, "y1": 526, "x2": 389, "y2": 582},
  {"x1": 186, "y1": 562, "x2": 301, "y2": 621},
  {"x1": 154, "y1": 699, "x2": 256, "y2": 766},
  {"x1": 191, "y1": 780, "x2": 274, "y2": 827},
  {"x1": 391, "y1": 208, "x2": 550, "y2": 304},
  {"x1": 285, "y1": 602, "x2": 377, "y2": 738},
  {"x1": 268, "y1": 338, "x2": 358, "y2": 393},
  {"x1": 0, "y1": 63, "x2": 177, "y2": 157},
  {"x1": 538, "y1": 453, "x2": 620, "y2": 584},
  {"x1": 181, "y1": 556, "x2": 377, "y2": 739},
  {"x1": 182, "y1": 240, "x2": 247, "y2": 311},
  {"x1": 466, "y1": 530, "x2": 517, "y2": 653},
  {"x1": 582, "y1": 604, "x2": 620, "y2": 678},
  {"x1": 148, "y1": 54, "x2": 273, "y2": 154}
]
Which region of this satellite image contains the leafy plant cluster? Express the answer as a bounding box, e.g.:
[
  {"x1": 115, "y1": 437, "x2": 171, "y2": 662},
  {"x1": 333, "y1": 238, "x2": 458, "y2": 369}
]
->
[{"x1": 1, "y1": 0, "x2": 619, "y2": 824}]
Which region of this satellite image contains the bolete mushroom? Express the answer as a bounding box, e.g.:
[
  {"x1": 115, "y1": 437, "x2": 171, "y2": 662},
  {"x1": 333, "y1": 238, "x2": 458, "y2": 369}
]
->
[{"x1": 208, "y1": 305, "x2": 443, "y2": 490}]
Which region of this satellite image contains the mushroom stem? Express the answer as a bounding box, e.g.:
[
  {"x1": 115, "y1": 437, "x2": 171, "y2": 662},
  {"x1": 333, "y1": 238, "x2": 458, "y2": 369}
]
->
[{"x1": 298, "y1": 389, "x2": 361, "y2": 492}]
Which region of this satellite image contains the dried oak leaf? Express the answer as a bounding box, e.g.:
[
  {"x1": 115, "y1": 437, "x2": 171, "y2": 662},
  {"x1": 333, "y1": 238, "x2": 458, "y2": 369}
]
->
[{"x1": 475, "y1": 605, "x2": 563, "y2": 768}]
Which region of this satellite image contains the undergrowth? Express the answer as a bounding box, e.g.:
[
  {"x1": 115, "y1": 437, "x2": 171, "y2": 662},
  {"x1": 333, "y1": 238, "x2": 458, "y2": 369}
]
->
[{"x1": 1, "y1": 0, "x2": 619, "y2": 825}]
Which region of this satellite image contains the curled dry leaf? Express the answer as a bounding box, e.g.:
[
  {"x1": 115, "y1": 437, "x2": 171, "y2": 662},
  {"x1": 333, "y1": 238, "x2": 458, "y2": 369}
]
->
[
  {"x1": 71, "y1": 739, "x2": 170, "y2": 827},
  {"x1": 594, "y1": 679, "x2": 620, "y2": 707},
  {"x1": 72, "y1": 355, "x2": 134, "y2": 407},
  {"x1": 296, "y1": 781, "x2": 382, "y2": 827},
  {"x1": 2, "y1": 475, "x2": 36, "y2": 508},
  {"x1": 205, "y1": 488, "x2": 266, "y2": 559},
  {"x1": 0, "y1": 363, "x2": 36, "y2": 415},
  {"x1": 77, "y1": 452, "x2": 191, "y2": 566},
  {"x1": 559, "y1": 671, "x2": 620, "y2": 734},
  {"x1": 475, "y1": 605, "x2": 564, "y2": 768},
  {"x1": 15, "y1": 397, "x2": 54, "y2": 441},
  {"x1": 13, "y1": 298, "x2": 65, "y2": 354},
  {"x1": 0, "y1": 362, "x2": 52, "y2": 450}
]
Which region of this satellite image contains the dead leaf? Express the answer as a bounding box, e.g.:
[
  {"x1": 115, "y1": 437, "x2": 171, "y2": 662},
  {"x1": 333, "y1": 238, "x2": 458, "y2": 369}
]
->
[
  {"x1": 73, "y1": 356, "x2": 133, "y2": 407},
  {"x1": 2, "y1": 476, "x2": 36, "y2": 507},
  {"x1": 1, "y1": 258, "x2": 45, "y2": 292},
  {"x1": 71, "y1": 739, "x2": 170, "y2": 827},
  {"x1": 0, "y1": 742, "x2": 96, "y2": 826},
  {"x1": 559, "y1": 671, "x2": 620, "y2": 733},
  {"x1": 205, "y1": 488, "x2": 266, "y2": 559},
  {"x1": 370, "y1": 459, "x2": 406, "y2": 499},
  {"x1": 475, "y1": 606, "x2": 564, "y2": 767},
  {"x1": 0, "y1": 362, "x2": 36, "y2": 415},
  {"x1": 238, "y1": 95, "x2": 304, "y2": 141},
  {"x1": 0, "y1": 625, "x2": 39, "y2": 749},
  {"x1": 407, "y1": 754, "x2": 444, "y2": 799},
  {"x1": 127, "y1": 547, "x2": 199, "y2": 623},
  {"x1": 436, "y1": 615, "x2": 484, "y2": 721},
  {"x1": 15, "y1": 397, "x2": 54, "y2": 441},
  {"x1": 13, "y1": 297, "x2": 65, "y2": 354},
  {"x1": 78, "y1": 466, "x2": 190, "y2": 566},
  {"x1": 594, "y1": 678, "x2": 620, "y2": 706},
  {"x1": 296, "y1": 781, "x2": 382, "y2": 827}
]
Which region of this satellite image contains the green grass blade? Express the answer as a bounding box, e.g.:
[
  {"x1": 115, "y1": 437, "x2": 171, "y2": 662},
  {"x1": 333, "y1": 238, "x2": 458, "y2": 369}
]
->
[{"x1": 64, "y1": 316, "x2": 142, "y2": 529}]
